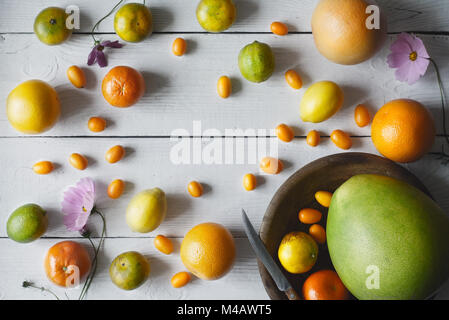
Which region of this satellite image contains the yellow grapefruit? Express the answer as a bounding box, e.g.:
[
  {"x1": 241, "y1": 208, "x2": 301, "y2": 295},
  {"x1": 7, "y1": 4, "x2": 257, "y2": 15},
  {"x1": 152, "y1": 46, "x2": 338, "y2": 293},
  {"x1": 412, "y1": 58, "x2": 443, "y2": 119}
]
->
[
  {"x1": 181, "y1": 223, "x2": 235, "y2": 280},
  {"x1": 6, "y1": 80, "x2": 60, "y2": 134},
  {"x1": 311, "y1": 0, "x2": 386, "y2": 65}
]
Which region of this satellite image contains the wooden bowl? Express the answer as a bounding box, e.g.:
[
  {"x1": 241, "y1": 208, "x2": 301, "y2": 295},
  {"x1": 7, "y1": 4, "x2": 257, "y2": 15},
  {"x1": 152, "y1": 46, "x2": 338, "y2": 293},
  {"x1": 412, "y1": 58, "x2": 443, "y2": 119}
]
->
[{"x1": 258, "y1": 152, "x2": 430, "y2": 300}]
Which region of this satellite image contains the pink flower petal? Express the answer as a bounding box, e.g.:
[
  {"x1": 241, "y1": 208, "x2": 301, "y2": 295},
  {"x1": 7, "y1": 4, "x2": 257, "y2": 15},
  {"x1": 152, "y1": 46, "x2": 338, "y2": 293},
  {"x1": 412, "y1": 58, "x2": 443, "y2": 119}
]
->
[
  {"x1": 387, "y1": 52, "x2": 410, "y2": 68},
  {"x1": 61, "y1": 178, "x2": 96, "y2": 232},
  {"x1": 388, "y1": 33, "x2": 430, "y2": 85},
  {"x1": 87, "y1": 48, "x2": 98, "y2": 66},
  {"x1": 390, "y1": 36, "x2": 412, "y2": 55},
  {"x1": 77, "y1": 178, "x2": 96, "y2": 195},
  {"x1": 394, "y1": 60, "x2": 414, "y2": 83},
  {"x1": 416, "y1": 41, "x2": 430, "y2": 59},
  {"x1": 414, "y1": 57, "x2": 430, "y2": 76},
  {"x1": 395, "y1": 60, "x2": 423, "y2": 85}
]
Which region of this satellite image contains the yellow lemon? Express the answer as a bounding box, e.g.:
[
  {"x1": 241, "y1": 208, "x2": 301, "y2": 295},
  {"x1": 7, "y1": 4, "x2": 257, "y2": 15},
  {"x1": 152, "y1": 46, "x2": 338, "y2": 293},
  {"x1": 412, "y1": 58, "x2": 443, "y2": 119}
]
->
[
  {"x1": 126, "y1": 188, "x2": 167, "y2": 233},
  {"x1": 300, "y1": 81, "x2": 344, "y2": 123},
  {"x1": 278, "y1": 232, "x2": 318, "y2": 274},
  {"x1": 6, "y1": 80, "x2": 60, "y2": 134}
]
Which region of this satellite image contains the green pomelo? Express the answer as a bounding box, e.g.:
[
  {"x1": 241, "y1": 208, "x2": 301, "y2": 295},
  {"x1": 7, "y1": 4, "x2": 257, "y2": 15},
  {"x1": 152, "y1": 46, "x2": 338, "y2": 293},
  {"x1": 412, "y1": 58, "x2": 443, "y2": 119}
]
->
[{"x1": 327, "y1": 174, "x2": 449, "y2": 300}]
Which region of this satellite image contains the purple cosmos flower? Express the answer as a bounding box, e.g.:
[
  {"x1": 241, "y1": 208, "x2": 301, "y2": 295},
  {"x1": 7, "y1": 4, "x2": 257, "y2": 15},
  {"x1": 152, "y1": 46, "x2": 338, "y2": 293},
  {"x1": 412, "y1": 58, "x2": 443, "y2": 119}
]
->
[
  {"x1": 387, "y1": 33, "x2": 430, "y2": 85},
  {"x1": 61, "y1": 177, "x2": 96, "y2": 232},
  {"x1": 87, "y1": 40, "x2": 123, "y2": 68}
]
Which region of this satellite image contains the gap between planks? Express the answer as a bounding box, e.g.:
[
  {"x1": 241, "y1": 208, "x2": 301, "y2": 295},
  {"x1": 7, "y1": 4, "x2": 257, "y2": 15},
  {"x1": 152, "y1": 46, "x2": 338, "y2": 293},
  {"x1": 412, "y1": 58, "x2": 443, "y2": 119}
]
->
[{"x1": 1, "y1": 31, "x2": 449, "y2": 35}]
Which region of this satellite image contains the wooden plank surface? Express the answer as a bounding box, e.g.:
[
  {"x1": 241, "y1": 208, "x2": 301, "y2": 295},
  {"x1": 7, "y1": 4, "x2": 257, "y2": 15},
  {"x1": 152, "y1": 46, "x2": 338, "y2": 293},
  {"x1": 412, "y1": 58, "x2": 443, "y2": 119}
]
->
[
  {"x1": 1, "y1": 0, "x2": 449, "y2": 301},
  {"x1": 0, "y1": 238, "x2": 267, "y2": 300},
  {"x1": 0, "y1": 33, "x2": 448, "y2": 137},
  {"x1": 0, "y1": 0, "x2": 448, "y2": 33},
  {"x1": 1, "y1": 138, "x2": 449, "y2": 300},
  {"x1": 1, "y1": 137, "x2": 449, "y2": 239}
]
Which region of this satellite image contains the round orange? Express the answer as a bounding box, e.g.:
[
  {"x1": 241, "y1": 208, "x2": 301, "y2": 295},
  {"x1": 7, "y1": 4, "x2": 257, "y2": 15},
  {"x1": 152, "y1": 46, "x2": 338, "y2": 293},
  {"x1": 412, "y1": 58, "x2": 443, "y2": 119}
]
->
[
  {"x1": 371, "y1": 99, "x2": 435, "y2": 163},
  {"x1": 102, "y1": 66, "x2": 145, "y2": 108},
  {"x1": 180, "y1": 223, "x2": 235, "y2": 280},
  {"x1": 303, "y1": 270, "x2": 349, "y2": 300},
  {"x1": 44, "y1": 241, "x2": 91, "y2": 287}
]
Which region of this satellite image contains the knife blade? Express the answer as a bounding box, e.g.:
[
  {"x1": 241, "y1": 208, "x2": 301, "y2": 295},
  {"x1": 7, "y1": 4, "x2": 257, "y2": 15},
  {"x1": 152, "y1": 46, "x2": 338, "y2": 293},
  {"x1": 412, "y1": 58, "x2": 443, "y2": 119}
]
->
[{"x1": 242, "y1": 209, "x2": 300, "y2": 300}]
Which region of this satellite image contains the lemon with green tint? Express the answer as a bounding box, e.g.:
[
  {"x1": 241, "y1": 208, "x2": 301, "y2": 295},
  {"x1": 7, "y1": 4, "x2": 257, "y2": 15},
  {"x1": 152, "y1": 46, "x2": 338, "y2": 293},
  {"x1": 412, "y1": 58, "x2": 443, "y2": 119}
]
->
[
  {"x1": 238, "y1": 41, "x2": 275, "y2": 83},
  {"x1": 7, "y1": 204, "x2": 48, "y2": 243},
  {"x1": 278, "y1": 232, "x2": 318, "y2": 274},
  {"x1": 114, "y1": 3, "x2": 152, "y2": 43},
  {"x1": 196, "y1": 0, "x2": 236, "y2": 32},
  {"x1": 300, "y1": 81, "x2": 344, "y2": 123}
]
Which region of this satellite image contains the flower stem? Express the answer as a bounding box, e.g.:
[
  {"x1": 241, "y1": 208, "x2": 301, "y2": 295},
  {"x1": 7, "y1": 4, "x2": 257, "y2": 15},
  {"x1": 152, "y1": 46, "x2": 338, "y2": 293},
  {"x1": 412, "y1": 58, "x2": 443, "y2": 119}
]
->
[
  {"x1": 22, "y1": 281, "x2": 60, "y2": 300},
  {"x1": 91, "y1": 0, "x2": 125, "y2": 44},
  {"x1": 78, "y1": 208, "x2": 106, "y2": 300},
  {"x1": 429, "y1": 58, "x2": 449, "y2": 147}
]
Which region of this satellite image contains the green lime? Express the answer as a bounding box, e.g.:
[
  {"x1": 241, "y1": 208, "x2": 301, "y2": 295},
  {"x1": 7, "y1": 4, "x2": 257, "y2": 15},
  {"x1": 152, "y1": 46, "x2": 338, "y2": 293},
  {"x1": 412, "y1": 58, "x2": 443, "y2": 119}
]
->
[
  {"x1": 109, "y1": 251, "x2": 150, "y2": 290},
  {"x1": 238, "y1": 41, "x2": 275, "y2": 83},
  {"x1": 34, "y1": 7, "x2": 72, "y2": 45},
  {"x1": 114, "y1": 3, "x2": 153, "y2": 43},
  {"x1": 6, "y1": 204, "x2": 48, "y2": 243},
  {"x1": 196, "y1": 0, "x2": 236, "y2": 32}
]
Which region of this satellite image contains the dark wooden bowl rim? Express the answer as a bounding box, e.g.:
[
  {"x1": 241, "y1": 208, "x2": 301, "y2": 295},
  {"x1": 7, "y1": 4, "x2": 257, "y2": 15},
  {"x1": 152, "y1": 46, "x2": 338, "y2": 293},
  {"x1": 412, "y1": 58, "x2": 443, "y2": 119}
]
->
[{"x1": 258, "y1": 152, "x2": 430, "y2": 300}]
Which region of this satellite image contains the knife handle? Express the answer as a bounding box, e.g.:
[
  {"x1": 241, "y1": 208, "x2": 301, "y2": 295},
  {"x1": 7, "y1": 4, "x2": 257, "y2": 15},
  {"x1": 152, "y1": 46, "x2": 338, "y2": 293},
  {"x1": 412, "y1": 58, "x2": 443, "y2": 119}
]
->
[{"x1": 285, "y1": 287, "x2": 301, "y2": 300}]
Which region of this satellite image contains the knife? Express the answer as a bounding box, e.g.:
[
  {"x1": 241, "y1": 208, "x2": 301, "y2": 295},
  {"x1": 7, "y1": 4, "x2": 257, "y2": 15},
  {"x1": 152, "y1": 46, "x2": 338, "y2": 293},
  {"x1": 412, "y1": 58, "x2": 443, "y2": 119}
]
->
[{"x1": 242, "y1": 209, "x2": 301, "y2": 300}]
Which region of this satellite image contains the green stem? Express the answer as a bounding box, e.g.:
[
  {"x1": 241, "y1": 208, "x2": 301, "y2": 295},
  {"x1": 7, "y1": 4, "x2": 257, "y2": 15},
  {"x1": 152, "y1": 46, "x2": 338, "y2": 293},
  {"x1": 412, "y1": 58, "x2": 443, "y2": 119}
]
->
[
  {"x1": 91, "y1": 0, "x2": 125, "y2": 43},
  {"x1": 78, "y1": 208, "x2": 106, "y2": 300},
  {"x1": 429, "y1": 58, "x2": 449, "y2": 147},
  {"x1": 22, "y1": 281, "x2": 60, "y2": 300}
]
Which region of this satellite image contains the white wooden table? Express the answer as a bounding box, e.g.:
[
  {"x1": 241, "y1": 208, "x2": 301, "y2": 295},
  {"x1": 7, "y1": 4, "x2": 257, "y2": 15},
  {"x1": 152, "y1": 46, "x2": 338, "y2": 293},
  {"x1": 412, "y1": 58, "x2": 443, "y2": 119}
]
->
[{"x1": 1, "y1": 0, "x2": 449, "y2": 300}]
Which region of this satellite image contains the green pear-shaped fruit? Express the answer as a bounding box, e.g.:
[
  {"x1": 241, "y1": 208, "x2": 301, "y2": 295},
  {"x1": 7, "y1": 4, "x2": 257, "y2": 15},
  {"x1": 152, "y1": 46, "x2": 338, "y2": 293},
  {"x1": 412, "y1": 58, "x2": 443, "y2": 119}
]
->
[{"x1": 126, "y1": 188, "x2": 167, "y2": 233}]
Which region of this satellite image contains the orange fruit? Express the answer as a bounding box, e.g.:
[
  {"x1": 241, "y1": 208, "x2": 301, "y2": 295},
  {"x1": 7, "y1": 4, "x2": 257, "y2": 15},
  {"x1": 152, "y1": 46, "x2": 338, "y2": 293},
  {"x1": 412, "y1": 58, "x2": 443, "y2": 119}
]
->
[
  {"x1": 270, "y1": 21, "x2": 288, "y2": 36},
  {"x1": 303, "y1": 270, "x2": 349, "y2": 300},
  {"x1": 44, "y1": 241, "x2": 91, "y2": 287},
  {"x1": 171, "y1": 271, "x2": 191, "y2": 288},
  {"x1": 67, "y1": 66, "x2": 86, "y2": 88},
  {"x1": 371, "y1": 99, "x2": 435, "y2": 163},
  {"x1": 102, "y1": 66, "x2": 145, "y2": 108},
  {"x1": 180, "y1": 223, "x2": 235, "y2": 280},
  {"x1": 312, "y1": 0, "x2": 386, "y2": 65}
]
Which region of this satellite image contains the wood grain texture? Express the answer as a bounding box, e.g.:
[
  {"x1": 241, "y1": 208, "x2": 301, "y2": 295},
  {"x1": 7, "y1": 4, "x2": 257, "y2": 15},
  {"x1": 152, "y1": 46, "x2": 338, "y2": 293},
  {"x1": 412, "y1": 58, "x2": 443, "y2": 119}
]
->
[
  {"x1": 0, "y1": 33, "x2": 448, "y2": 137},
  {"x1": 1, "y1": 0, "x2": 449, "y2": 301},
  {"x1": 0, "y1": 0, "x2": 448, "y2": 33},
  {"x1": 1, "y1": 137, "x2": 449, "y2": 239},
  {"x1": 0, "y1": 238, "x2": 267, "y2": 300}
]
